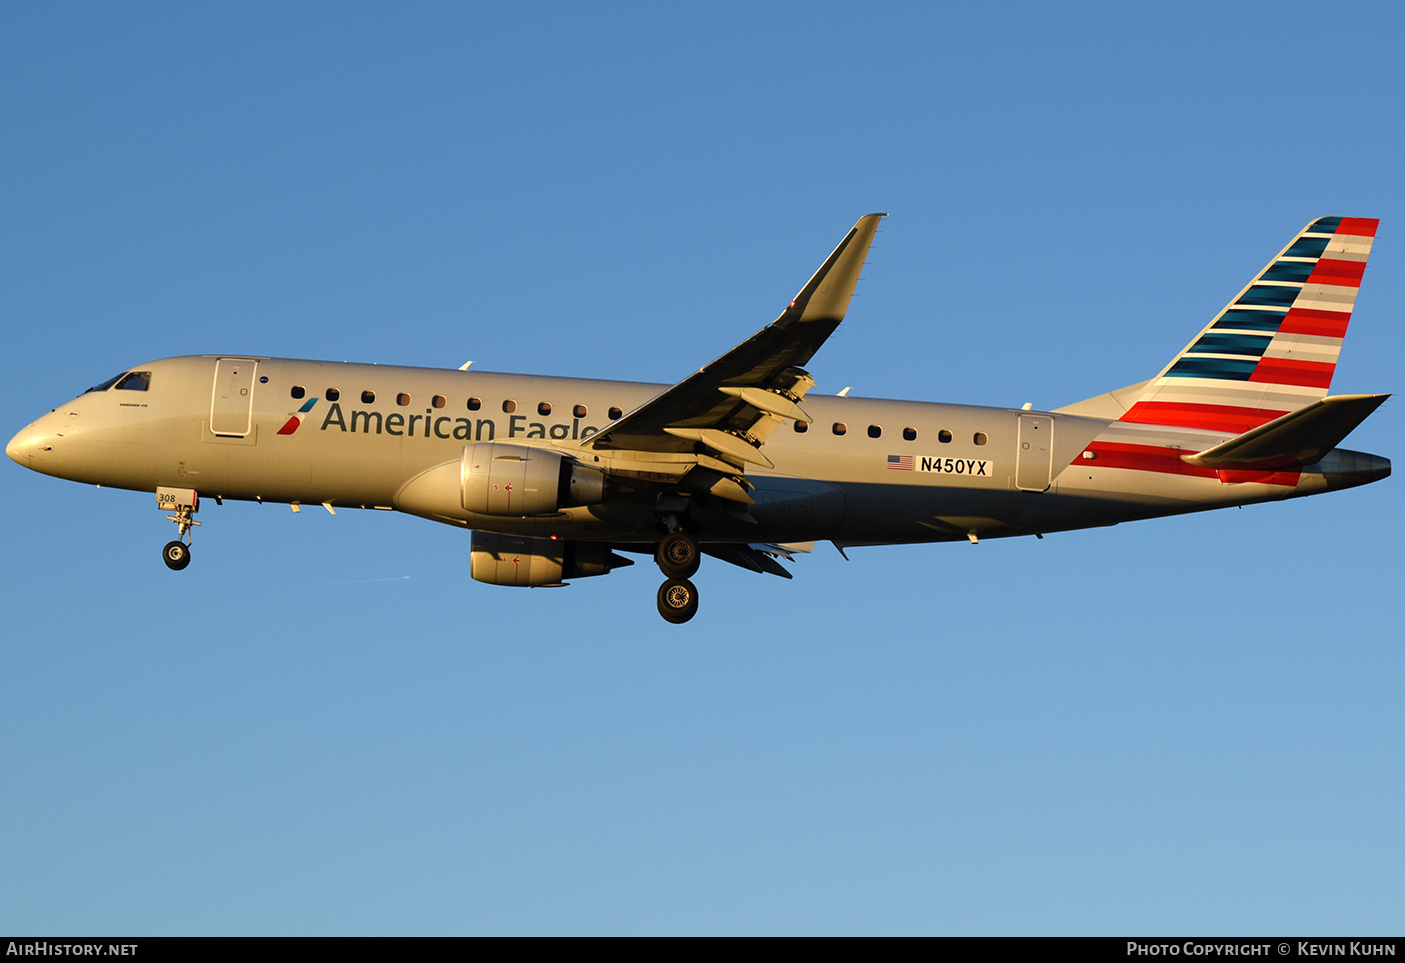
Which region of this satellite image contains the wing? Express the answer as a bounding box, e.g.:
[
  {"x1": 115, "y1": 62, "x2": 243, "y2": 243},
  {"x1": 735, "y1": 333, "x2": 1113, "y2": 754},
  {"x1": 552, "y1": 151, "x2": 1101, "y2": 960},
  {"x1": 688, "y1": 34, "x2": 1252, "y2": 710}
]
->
[{"x1": 583, "y1": 213, "x2": 885, "y2": 504}]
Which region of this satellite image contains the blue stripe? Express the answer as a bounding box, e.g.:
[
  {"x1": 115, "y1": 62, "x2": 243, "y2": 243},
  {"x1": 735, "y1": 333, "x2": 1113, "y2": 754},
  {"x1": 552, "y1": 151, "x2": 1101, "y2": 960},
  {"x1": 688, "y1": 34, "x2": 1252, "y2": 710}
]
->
[
  {"x1": 1283, "y1": 236, "x2": 1329, "y2": 259},
  {"x1": 1168, "y1": 357, "x2": 1258, "y2": 380},
  {"x1": 1308, "y1": 217, "x2": 1343, "y2": 234},
  {"x1": 1187, "y1": 333, "x2": 1272, "y2": 356},
  {"x1": 1213, "y1": 309, "x2": 1285, "y2": 332},
  {"x1": 298, "y1": 397, "x2": 319, "y2": 412},
  {"x1": 1236, "y1": 284, "x2": 1300, "y2": 307},
  {"x1": 1261, "y1": 260, "x2": 1314, "y2": 283}
]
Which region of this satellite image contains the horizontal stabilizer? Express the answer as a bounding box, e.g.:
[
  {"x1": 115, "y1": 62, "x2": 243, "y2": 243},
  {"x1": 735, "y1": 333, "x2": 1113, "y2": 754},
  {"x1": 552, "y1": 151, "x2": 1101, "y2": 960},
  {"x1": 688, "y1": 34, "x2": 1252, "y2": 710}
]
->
[{"x1": 1183, "y1": 393, "x2": 1389, "y2": 470}]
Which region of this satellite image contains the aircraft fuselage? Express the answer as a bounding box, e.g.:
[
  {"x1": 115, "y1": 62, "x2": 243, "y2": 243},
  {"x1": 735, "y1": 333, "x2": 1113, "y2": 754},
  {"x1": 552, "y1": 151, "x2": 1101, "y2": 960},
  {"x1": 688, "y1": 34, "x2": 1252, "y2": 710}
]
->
[{"x1": 10, "y1": 354, "x2": 1385, "y2": 552}]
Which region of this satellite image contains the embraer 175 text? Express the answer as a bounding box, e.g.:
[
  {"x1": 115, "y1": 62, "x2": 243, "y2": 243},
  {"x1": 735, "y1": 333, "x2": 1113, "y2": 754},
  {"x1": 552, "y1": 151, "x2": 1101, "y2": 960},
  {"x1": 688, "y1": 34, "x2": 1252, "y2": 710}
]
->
[{"x1": 8, "y1": 215, "x2": 1390, "y2": 622}]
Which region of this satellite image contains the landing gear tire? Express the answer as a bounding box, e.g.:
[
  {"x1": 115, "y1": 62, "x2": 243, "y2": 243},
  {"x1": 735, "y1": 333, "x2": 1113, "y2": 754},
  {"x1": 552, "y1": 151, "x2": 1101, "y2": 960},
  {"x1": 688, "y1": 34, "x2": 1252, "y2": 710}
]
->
[
  {"x1": 657, "y1": 577, "x2": 699, "y2": 624},
  {"x1": 657, "y1": 530, "x2": 700, "y2": 579},
  {"x1": 162, "y1": 540, "x2": 192, "y2": 571}
]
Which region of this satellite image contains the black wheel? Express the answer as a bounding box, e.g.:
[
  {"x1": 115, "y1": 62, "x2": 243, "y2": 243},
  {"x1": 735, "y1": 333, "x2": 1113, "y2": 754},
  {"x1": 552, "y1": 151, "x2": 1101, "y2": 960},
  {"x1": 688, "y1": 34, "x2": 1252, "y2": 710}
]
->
[
  {"x1": 657, "y1": 530, "x2": 700, "y2": 578},
  {"x1": 162, "y1": 540, "x2": 191, "y2": 571},
  {"x1": 656, "y1": 577, "x2": 699, "y2": 624}
]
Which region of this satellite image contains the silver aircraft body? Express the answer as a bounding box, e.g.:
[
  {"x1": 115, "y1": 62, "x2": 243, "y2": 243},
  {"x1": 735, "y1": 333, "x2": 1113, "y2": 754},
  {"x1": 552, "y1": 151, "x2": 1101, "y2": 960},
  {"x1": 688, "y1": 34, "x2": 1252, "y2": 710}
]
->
[{"x1": 7, "y1": 215, "x2": 1391, "y2": 622}]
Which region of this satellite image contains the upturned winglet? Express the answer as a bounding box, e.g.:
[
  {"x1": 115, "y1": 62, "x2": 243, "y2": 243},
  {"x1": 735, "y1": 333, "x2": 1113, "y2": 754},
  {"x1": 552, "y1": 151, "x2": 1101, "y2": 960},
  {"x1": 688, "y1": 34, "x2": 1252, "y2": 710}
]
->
[{"x1": 772, "y1": 213, "x2": 886, "y2": 328}]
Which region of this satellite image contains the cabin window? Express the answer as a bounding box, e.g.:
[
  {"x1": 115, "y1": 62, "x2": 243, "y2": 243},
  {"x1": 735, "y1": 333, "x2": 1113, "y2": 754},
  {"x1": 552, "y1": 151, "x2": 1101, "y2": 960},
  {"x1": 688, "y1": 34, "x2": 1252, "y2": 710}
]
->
[
  {"x1": 538, "y1": 402, "x2": 552, "y2": 416},
  {"x1": 326, "y1": 388, "x2": 340, "y2": 402},
  {"x1": 868, "y1": 425, "x2": 882, "y2": 438},
  {"x1": 573, "y1": 404, "x2": 588, "y2": 418},
  {"x1": 503, "y1": 400, "x2": 517, "y2": 413},
  {"x1": 290, "y1": 385, "x2": 306, "y2": 400},
  {"x1": 608, "y1": 407, "x2": 622, "y2": 420},
  {"x1": 115, "y1": 372, "x2": 150, "y2": 391},
  {"x1": 432, "y1": 395, "x2": 446, "y2": 409},
  {"x1": 974, "y1": 432, "x2": 988, "y2": 446},
  {"x1": 794, "y1": 420, "x2": 809, "y2": 433},
  {"x1": 939, "y1": 430, "x2": 953, "y2": 443},
  {"x1": 396, "y1": 393, "x2": 411, "y2": 406},
  {"x1": 903, "y1": 427, "x2": 917, "y2": 441},
  {"x1": 832, "y1": 422, "x2": 847, "y2": 436},
  {"x1": 362, "y1": 390, "x2": 376, "y2": 404},
  {"x1": 467, "y1": 397, "x2": 481, "y2": 411}
]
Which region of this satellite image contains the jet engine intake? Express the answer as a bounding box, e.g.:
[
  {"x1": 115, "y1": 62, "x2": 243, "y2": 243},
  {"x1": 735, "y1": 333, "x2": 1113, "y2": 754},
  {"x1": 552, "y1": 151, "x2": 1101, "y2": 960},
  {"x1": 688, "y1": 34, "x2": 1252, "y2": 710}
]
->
[
  {"x1": 469, "y1": 531, "x2": 632, "y2": 587},
  {"x1": 461, "y1": 442, "x2": 606, "y2": 516}
]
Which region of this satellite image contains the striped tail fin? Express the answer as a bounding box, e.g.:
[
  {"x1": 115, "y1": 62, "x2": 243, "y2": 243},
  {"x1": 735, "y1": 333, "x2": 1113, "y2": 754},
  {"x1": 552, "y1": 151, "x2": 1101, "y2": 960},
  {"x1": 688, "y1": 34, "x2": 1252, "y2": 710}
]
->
[{"x1": 1121, "y1": 217, "x2": 1378, "y2": 433}]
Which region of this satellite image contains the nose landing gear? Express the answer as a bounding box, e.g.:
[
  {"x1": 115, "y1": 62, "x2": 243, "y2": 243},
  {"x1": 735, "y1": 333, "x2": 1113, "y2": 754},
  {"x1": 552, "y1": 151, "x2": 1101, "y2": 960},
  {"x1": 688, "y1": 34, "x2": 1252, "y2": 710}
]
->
[
  {"x1": 162, "y1": 540, "x2": 192, "y2": 571},
  {"x1": 156, "y1": 487, "x2": 200, "y2": 571}
]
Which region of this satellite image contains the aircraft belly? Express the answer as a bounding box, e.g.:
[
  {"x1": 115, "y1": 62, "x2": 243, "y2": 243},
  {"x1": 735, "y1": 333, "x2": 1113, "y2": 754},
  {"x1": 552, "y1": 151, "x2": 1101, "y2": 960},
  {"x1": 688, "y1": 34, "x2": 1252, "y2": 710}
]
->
[
  {"x1": 73, "y1": 438, "x2": 156, "y2": 490},
  {"x1": 830, "y1": 481, "x2": 1040, "y2": 542},
  {"x1": 307, "y1": 431, "x2": 414, "y2": 503},
  {"x1": 745, "y1": 477, "x2": 846, "y2": 538},
  {"x1": 1054, "y1": 463, "x2": 1305, "y2": 524}
]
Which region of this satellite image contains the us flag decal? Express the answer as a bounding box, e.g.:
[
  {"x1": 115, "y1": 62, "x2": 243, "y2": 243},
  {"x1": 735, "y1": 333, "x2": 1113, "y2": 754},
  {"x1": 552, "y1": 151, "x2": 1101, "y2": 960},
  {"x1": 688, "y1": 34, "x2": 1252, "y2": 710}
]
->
[{"x1": 887, "y1": 454, "x2": 914, "y2": 470}]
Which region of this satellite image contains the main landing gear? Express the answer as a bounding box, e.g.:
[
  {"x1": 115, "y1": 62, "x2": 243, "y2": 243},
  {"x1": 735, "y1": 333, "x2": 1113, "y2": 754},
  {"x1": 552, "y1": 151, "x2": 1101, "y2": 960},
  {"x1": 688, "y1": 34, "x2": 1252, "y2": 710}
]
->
[
  {"x1": 156, "y1": 486, "x2": 199, "y2": 571},
  {"x1": 655, "y1": 529, "x2": 700, "y2": 623},
  {"x1": 657, "y1": 529, "x2": 701, "y2": 578},
  {"x1": 657, "y1": 577, "x2": 699, "y2": 624}
]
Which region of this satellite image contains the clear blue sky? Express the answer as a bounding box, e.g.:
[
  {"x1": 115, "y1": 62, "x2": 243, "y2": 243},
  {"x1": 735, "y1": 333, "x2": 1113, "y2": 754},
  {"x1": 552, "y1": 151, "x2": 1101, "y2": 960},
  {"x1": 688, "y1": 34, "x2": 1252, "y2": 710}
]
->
[{"x1": 2, "y1": 2, "x2": 1401, "y2": 935}]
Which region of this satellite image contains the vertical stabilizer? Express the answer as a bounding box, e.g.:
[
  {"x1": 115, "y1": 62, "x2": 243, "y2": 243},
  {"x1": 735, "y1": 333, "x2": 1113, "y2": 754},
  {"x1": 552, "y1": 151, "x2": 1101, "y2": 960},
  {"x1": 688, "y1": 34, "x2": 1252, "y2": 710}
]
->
[{"x1": 1121, "y1": 217, "x2": 1378, "y2": 432}]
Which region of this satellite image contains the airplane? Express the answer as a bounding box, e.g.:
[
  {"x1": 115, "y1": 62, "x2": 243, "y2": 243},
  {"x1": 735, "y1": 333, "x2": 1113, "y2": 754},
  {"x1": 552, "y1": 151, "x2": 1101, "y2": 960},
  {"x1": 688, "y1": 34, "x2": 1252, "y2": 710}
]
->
[{"x1": 6, "y1": 214, "x2": 1391, "y2": 623}]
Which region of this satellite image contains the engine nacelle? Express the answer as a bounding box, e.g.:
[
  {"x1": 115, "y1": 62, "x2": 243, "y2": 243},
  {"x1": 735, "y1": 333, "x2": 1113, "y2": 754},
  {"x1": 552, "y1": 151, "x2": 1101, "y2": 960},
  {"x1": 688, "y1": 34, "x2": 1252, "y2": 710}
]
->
[
  {"x1": 461, "y1": 442, "x2": 606, "y2": 516},
  {"x1": 469, "y1": 531, "x2": 632, "y2": 587}
]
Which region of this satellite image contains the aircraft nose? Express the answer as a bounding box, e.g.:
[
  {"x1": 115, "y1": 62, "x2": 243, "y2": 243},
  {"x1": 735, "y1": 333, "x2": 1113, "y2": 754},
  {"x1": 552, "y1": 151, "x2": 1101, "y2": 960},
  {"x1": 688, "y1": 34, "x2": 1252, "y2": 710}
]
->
[
  {"x1": 7, "y1": 426, "x2": 32, "y2": 467},
  {"x1": 8, "y1": 421, "x2": 51, "y2": 469}
]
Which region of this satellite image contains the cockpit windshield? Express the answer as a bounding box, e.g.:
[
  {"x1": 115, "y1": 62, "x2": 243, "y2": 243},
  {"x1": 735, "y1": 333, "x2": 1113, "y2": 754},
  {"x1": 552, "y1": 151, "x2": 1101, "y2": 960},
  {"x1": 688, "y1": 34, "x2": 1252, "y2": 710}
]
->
[
  {"x1": 84, "y1": 370, "x2": 152, "y2": 393},
  {"x1": 115, "y1": 371, "x2": 150, "y2": 391},
  {"x1": 85, "y1": 372, "x2": 127, "y2": 393}
]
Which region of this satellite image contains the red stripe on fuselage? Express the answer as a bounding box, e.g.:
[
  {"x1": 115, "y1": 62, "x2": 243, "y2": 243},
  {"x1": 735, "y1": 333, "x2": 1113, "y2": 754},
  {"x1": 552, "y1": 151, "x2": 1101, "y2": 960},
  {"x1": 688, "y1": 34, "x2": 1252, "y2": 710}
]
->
[
  {"x1": 1216, "y1": 468, "x2": 1301, "y2": 486},
  {"x1": 1080, "y1": 443, "x2": 1299, "y2": 487},
  {"x1": 1120, "y1": 401, "x2": 1286, "y2": 432},
  {"x1": 1248, "y1": 357, "x2": 1335, "y2": 389},
  {"x1": 1082, "y1": 442, "x2": 1218, "y2": 479}
]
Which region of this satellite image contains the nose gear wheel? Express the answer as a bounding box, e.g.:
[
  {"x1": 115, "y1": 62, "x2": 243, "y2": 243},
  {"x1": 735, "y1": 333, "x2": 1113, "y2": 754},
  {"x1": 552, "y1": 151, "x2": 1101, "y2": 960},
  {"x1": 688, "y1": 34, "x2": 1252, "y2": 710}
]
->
[{"x1": 162, "y1": 540, "x2": 192, "y2": 571}]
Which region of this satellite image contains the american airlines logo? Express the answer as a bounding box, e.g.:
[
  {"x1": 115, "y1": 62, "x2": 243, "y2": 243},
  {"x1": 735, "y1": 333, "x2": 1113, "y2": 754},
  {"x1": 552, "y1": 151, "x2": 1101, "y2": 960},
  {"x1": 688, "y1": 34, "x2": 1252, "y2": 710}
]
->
[{"x1": 277, "y1": 397, "x2": 319, "y2": 435}]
